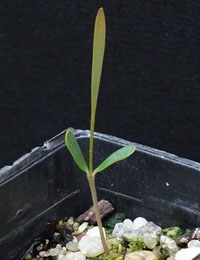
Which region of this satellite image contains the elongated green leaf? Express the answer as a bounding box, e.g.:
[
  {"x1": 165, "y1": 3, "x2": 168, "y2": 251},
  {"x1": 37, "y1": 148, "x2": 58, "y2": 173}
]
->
[
  {"x1": 91, "y1": 7, "x2": 106, "y2": 118},
  {"x1": 65, "y1": 129, "x2": 89, "y2": 174},
  {"x1": 93, "y1": 144, "x2": 136, "y2": 175}
]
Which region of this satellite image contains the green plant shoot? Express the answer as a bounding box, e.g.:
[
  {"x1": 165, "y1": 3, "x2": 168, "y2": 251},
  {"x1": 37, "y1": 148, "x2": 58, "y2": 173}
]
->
[{"x1": 65, "y1": 7, "x2": 136, "y2": 255}]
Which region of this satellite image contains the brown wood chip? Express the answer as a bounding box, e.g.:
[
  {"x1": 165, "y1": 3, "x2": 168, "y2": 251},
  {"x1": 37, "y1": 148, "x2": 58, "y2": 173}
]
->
[{"x1": 76, "y1": 200, "x2": 114, "y2": 224}]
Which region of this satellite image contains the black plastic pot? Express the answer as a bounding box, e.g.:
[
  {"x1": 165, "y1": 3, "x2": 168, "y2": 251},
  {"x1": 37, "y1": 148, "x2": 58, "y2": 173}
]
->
[{"x1": 0, "y1": 129, "x2": 200, "y2": 260}]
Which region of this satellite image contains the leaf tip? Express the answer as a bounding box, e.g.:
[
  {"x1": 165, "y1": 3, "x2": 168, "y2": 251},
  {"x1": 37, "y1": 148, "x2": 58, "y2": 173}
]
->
[
  {"x1": 65, "y1": 128, "x2": 71, "y2": 140},
  {"x1": 98, "y1": 7, "x2": 104, "y2": 13},
  {"x1": 65, "y1": 128, "x2": 74, "y2": 149},
  {"x1": 96, "y1": 7, "x2": 105, "y2": 21},
  {"x1": 130, "y1": 144, "x2": 136, "y2": 154}
]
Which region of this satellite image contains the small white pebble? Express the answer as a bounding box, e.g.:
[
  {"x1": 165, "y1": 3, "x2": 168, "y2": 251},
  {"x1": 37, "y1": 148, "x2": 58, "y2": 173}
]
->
[
  {"x1": 175, "y1": 248, "x2": 200, "y2": 260},
  {"x1": 160, "y1": 235, "x2": 179, "y2": 254},
  {"x1": 77, "y1": 222, "x2": 88, "y2": 234},
  {"x1": 143, "y1": 235, "x2": 157, "y2": 249},
  {"x1": 112, "y1": 222, "x2": 123, "y2": 238},
  {"x1": 39, "y1": 251, "x2": 51, "y2": 257},
  {"x1": 58, "y1": 254, "x2": 65, "y2": 260},
  {"x1": 86, "y1": 226, "x2": 105, "y2": 238},
  {"x1": 59, "y1": 252, "x2": 86, "y2": 260},
  {"x1": 188, "y1": 239, "x2": 200, "y2": 248},
  {"x1": 66, "y1": 241, "x2": 79, "y2": 251},
  {"x1": 132, "y1": 217, "x2": 147, "y2": 230},
  {"x1": 49, "y1": 246, "x2": 61, "y2": 256},
  {"x1": 123, "y1": 219, "x2": 133, "y2": 228},
  {"x1": 78, "y1": 235, "x2": 104, "y2": 257},
  {"x1": 125, "y1": 250, "x2": 158, "y2": 260}
]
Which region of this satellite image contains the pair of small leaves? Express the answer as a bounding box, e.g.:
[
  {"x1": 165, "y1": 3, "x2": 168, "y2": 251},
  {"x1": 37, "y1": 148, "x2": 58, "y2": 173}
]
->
[{"x1": 65, "y1": 129, "x2": 135, "y2": 176}]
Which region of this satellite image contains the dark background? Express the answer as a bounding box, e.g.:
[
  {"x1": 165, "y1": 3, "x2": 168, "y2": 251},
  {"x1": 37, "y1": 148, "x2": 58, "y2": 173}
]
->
[{"x1": 0, "y1": 1, "x2": 200, "y2": 168}]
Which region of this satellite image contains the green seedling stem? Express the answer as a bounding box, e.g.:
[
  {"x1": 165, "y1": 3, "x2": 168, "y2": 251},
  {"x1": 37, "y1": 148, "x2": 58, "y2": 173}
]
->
[
  {"x1": 65, "y1": 7, "x2": 135, "y2": 256},
  {"x1": 87, "y1": 174, "x2": 109, "y2": 254},
  {"x1": 88, "y1": 7, "x2": 109, "y2": 254}
]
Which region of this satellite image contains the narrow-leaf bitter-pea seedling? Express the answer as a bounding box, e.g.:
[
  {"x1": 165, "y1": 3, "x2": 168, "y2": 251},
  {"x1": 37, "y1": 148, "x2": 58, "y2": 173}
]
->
[{"x1": 65, "y1": 7, "x2": 135, "y2": 255}]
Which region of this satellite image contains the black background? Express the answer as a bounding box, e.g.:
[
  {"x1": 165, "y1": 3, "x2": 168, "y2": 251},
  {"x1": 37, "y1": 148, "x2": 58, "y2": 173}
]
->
[{"x1": 0, "y1": 1, "x2": 200, "y2": 168}]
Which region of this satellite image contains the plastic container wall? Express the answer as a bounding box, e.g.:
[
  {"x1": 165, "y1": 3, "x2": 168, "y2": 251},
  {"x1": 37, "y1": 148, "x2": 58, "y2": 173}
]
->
[{"x1": 0, "y1": 129, "x2": 200, "y2": 259}]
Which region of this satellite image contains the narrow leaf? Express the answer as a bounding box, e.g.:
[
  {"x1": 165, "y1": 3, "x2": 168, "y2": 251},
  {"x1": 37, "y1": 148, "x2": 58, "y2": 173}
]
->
[
  {"x1": 93, "y1": 144, "x2": 136, "y2": 175},
  {"x1": 91, "y1": 7, "x2": 106, "y2": 118},
  {"x1": 65, "y1": 129, "x2": 89, "y2": 174}
]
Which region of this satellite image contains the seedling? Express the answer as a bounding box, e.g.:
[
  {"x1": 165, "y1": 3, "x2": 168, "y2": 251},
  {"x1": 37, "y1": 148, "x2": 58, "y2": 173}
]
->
[{"x1": 65, "y1": 8, "x2": 135, "y2": 254}]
